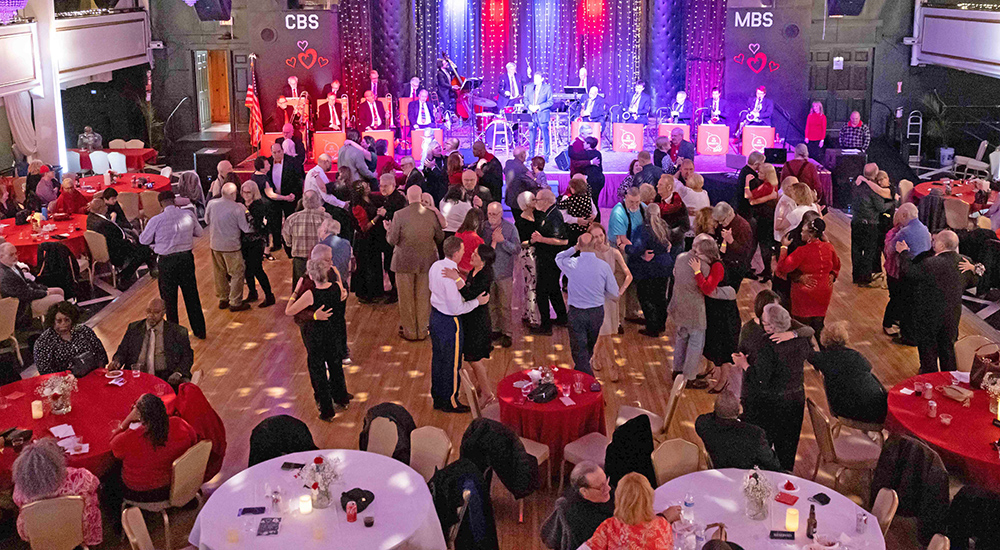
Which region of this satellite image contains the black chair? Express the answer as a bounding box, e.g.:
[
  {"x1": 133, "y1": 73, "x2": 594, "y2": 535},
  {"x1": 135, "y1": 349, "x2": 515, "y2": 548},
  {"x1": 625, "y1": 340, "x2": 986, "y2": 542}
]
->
[{"x1": 248, "y1": 415, "x2": 318, "y2": 467}]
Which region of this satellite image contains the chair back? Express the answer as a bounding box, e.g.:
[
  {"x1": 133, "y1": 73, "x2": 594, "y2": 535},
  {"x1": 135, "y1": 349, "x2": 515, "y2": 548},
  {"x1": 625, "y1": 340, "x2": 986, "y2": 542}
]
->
[
  {"x1": 366, "y1": 416, "x2": 399, "y2": 458},
  {"x1": 459, "y1": 369, "x2": 482, "y2": 419},
  {"x1": 20, "y1": 495, "x2": 85, "y2": 550},
  {"x1": 954, "y1": 335, "x2": 992, "y2": 373},
  {"x1": 108, "y1": 152, "x2": 128, "y2": 174},
  {"x1": 109, "y1": 139, "x2": 128, "y2": 149},
  {"x1": 66, "y1": 150, "x2": 82, "y2": 174},
  {"x1": 806, "y1": 398, "x2": 838, "y2": 462},
  {"x1": 117, "y1": 191, "x2": 141, "y2": 222},
  {"x1": 928, "y1": 534, "x2": 950, "y2": 550},
  {"x1": 943, "y1": 197, "x2": 971, "y2": 230},
  {"x1": 160, "y1": 166, "x2": 173, "y2": 179},
  {"x1": 977, "y1": 216, "x2": 992, "y2": 231},
  {"x1": 661, "y1": 375, "x2": 686, "y2": 434},
  {"x1": 89, "y1": 151, "x2": 111, "y2": 175},
  {"x1": 446, "y1": 489, "x2": 472, "y2": 550},
  {"x1": 83, "y1": 230, "x2": 111, "y2": 263},
  {"x1": 140, "y1": 190, "x2": 163, "y2": 218},
  {"x1": 975, "y1": 140, "x2": 989, "y2": 161},
  {"x1": 122, "y1": 506, "x2": 156, "y2": 550},
  {"x1": 170, "y1": 440, "x2": 212, "y2": 507},
  {"x1": 872, "y1": 487, "x2": 899, "y2": 535},
  {"x1": 125, "y1": 139, "x2": 146, "y2": 149},
  {"x1": 0, "y1": 297, "x2": 18, "y2": 342},
  {"x1": 409, "y1": 425, "x2": 452, "y2": 482},
  {"x1": 898, "y1": 180, "x2": 914, "y2": 203},
  {"x1": 13, "y1": 176, "x2": 26, "y2": 204},
  {"x1": 651, "y1": 439, "x2": 700, "y2": 487}
]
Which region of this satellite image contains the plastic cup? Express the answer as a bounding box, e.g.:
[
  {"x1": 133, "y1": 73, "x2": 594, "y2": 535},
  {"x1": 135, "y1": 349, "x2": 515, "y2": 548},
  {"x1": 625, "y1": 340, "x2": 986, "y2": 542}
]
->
[{"x1": 939, "y1": 413, "x2": 952, "y2": 426}]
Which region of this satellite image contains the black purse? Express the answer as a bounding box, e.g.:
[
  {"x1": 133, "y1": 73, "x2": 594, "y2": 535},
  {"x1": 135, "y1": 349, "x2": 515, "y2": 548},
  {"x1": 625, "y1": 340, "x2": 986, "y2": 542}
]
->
[
  {"x1": 340, "y1": 488, "x2": 375, "y2": 513},
  {"x1": 528, "y1": 382, "x2": 558, "y2": 403},
  {"x1": 70, "y1": 350, "x2": 99, "y2": 378}
]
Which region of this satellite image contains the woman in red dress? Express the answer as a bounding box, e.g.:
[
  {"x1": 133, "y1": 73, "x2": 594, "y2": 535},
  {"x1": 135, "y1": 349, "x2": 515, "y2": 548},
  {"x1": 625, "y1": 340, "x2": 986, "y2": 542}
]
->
[{"x1": 775, "y1": 216, "x2": 840, "y2": 344}]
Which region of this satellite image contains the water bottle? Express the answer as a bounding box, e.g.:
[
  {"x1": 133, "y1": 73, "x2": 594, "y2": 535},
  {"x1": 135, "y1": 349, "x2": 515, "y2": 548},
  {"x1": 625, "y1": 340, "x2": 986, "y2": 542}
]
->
[
  {"x1": 40, "y1": 206, "x2": 47, "y2": 220},
  {"x1": 695, "y1": 527, "x2": 706, "y2": 549}
]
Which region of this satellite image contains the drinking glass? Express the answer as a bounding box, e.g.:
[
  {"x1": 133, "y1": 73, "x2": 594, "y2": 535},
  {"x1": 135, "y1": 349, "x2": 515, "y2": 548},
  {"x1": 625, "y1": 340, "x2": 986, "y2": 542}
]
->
[
  {"x1": 573, "y1": 373, "x2": 584, "y2": 394},
  {"x1": 561, "y1": 384, "x2": 571, "y2": 398},
  {"x1": 131, "y1": 364, "x2": 140, "y2": 378},
  {"x1": 520, "y1": 383, "x2": 533, "y2": 404}
]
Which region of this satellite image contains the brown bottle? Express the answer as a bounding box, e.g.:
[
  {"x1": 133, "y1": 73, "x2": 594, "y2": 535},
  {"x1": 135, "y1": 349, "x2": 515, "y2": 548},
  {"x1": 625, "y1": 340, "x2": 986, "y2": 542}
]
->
[{"x1": 806, "y1": 504, "x2": 817, "y2": 539}]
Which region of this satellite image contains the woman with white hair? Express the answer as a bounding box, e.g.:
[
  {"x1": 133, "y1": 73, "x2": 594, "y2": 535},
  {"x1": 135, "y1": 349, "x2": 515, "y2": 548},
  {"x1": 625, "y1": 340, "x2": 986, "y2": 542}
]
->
[
  {"x1": 515, "y1": 190, "x2": 541, "y2": 328},
  {"x1": 175, "y1": 171, "x2": 207, "y2": 218},
  {"x1": 689, "y1": 234, "x2": 740, "y2": 391},
  {"x1": 240, "y1": 180, "x2": 274, "y2": 307},
  {"x1": 12, "y1": 438, "x2": 102, "y2": 546}
]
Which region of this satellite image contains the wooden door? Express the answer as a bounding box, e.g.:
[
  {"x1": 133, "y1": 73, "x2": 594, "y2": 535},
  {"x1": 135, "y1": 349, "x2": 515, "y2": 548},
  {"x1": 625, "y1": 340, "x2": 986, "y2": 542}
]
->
[
  {"x1": 194, "y1": 50, "x2": 211, "y2": 131},
  {"x1": 808, "y1": 48, "x2": 873, "y2": 142},
  {"x1": 231, "y1": 51, "x2": 251, "y2": 131},
  {"x1": 207, "y1": 50, "x2": 230, "y2": 124}
]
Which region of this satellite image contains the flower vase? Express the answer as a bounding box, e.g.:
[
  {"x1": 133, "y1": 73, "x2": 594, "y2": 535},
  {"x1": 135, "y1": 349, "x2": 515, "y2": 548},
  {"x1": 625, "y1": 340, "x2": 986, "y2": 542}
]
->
[
  {"x1": 312, "y1": 486, "x2": 332, "y2": 509},
  {"x1": 745, "y1": 494, "x2": 768, "y2": 520},
  {"x1": 49, "y1": 392, "x2": 71, "y2": 415}
]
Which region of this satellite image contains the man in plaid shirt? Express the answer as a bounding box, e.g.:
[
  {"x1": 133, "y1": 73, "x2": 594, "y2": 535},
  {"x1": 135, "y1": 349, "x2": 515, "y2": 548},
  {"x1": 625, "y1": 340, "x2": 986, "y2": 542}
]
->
[
  {"x1": 838, "y1": 111, "x2": 871, "y2": 152},
  {"x1": 282, "y1": 190, "x2": 333, "y2": 288}
]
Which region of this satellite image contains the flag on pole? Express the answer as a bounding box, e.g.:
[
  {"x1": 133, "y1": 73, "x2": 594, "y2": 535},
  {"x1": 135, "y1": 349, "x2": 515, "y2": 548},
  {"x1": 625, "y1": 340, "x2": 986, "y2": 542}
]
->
[{"x1": 245, "y1": 53, "x2": 263, "y2": 148}]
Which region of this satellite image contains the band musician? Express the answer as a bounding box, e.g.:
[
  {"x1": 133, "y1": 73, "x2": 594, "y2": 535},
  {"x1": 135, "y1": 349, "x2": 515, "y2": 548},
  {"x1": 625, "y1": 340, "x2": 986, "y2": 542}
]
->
[
  {"x1": 436, "y1": 59, "x2": 457, "y2": 112},
  {"x1": 403, "y1": 77, "x2": 421, "y2": 99},
  {"x1": 624, "y1": 81, "x2": 651, "y2": 122},
  {"x1": 279, "y1": 76, "x2": 308, "y2": 124},
  {"x1": 497, "y1": 62, "x2": 524, "y2": 110},
  {"x1": 318, "y1": 91, "x2": 344, "y2": 131},
  {"x1": 701, "y1": 87, "x2": 728, "y2": 124},
  {"x1": 358, "y1": 90, "x2": 388, "y2": 131},
  {"x1": 524, "y1": 72, "x2": 554, "y2": 160},
  {"x1": 367, "y1": 69, "x2": 391, "y2": 99},
  {"x1": 573, "y1": 67, "x2": 588, "y2": 90},
  {"x1": 320, "y1": 79, "x2": 341, "y2": 98},
  {"x1": 574, "y1": 87, "x2": 606, "y2": 123},
  {"x1": 667, "y1": 90, "x2": 692, "y2": 124},
  {"x1": 408, "y1": 89, "x2": 435, "y2": 131},
  {"x1": 743, "y1": 85, "x2": 773, "y2": 127}
]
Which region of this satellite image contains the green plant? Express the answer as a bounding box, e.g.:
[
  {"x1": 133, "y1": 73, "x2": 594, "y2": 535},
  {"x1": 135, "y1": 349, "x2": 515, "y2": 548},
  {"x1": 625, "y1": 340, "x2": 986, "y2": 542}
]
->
[
  {"x1": 139, "y1": 101, "x2": 165, "y2": 153},
  {"x1": 921, "y1": 91, "x2": 952, "y2": 147}
]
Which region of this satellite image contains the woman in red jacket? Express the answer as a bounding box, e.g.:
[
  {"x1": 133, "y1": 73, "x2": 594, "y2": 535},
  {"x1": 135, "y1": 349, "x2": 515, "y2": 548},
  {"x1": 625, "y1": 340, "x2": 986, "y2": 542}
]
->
[
  {"x1": 775, "y1": 217, "x2": 840, "y2": 344},
  {"x1": 804, "y1": 101, "x2": 828, "y2": 161}
]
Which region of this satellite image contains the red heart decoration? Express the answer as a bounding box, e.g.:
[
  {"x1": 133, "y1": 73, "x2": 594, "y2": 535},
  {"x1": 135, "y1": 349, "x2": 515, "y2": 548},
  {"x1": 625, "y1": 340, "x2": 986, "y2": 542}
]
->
[
  {"x1": 747, "y1": 52, "x2": 767, "y2": 73},
  {"x1": 733, "y1": 53, "x2": 745, "y2": 65},
  {"x1": 285, "y1": 57, "x2": 297, "y2": 68},
  {"x1": 318, "y1": 56, "x2": 329, "y2": 68},
  {"x1": 768, "y1": 60, "x2": 780, "y2": 72},
  {"x1": 298, "y1": 48, "x2": 317, "y2": 70}
]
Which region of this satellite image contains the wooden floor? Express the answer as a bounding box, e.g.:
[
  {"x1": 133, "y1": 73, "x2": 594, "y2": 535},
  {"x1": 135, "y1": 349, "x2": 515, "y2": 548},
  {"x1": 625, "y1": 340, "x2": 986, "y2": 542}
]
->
[{"x1": 7, "y1": 208, "x2": 989, "y2": 550}]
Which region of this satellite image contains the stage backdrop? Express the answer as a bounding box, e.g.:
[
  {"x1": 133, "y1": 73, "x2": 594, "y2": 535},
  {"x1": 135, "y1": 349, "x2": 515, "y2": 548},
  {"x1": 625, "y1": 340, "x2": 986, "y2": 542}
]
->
[
  {"x1": 723, "y1": 4, "x2": 810, "y2": 142},
  {"x1": 248, "y1": 10, "x2": 342, "y2": 131}
]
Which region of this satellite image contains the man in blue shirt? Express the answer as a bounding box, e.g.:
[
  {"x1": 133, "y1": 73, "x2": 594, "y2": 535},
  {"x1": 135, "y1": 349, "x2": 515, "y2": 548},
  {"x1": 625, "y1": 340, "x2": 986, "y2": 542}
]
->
[
  {"x1": 607, "y1": 187, "x2": 644, "y2": 325},
  {"x1": 555, "y1": 233, "x2": 620, "y2": 374}
]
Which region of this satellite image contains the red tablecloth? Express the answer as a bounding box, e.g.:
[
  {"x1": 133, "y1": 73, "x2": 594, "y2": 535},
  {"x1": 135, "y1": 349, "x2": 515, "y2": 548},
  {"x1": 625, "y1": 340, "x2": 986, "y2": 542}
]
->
[
  {"x1": 498, "y1": 368, "x2": 606, "y2": 467},
  {"x1": 0, "y1": 368, "x2": 175, "y2": 489},
  {"x1": 1, "y1": 214, "x2": 88, "y2": 267},
  {"x1": 77, "y1": 173, "x2": 172, "y2": 201},
  {"x1": 70, "y1": 148, "x2": 158, "y2": 173},
  {"x1": 911, "y1": 180, "x2": 992, "y2": 206},
  {"x1": 886, "y1": 371, "x2": 1000, "y2": 488}
]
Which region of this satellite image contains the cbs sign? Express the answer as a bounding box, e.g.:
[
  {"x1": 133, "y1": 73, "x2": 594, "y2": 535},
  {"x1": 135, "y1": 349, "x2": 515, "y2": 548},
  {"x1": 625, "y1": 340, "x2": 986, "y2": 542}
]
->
[{"x1": 285, "y1": 14, "x2": 321, "y2": 30}]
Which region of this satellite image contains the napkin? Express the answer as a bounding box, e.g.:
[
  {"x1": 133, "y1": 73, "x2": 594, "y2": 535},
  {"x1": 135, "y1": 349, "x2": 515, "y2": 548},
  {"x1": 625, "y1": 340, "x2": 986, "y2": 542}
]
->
[
  {"x1": 559, "y1": 396, "x2": 576, "y2": 406},
  {"x1": 50, "y1": 424, "x2": 75, "y2": 439},
  {"x1": 67, "y1": 444, "x2": 89, "y2": 456},
  {"x1": 950, "y1": 371, "x2": 970, "y2": 384},
  {"x1": 5, "y1": 391, "x2": 24, "y2": 400},
  {"x1": 899, "y1": 388, "x2": 914, "y2": 396},
  {"x1": 108, "y1": 377, "x2": 125, "y2": 387},
  {"x1": 56, "y1": 436, "x2": 79, "y2": 450}
]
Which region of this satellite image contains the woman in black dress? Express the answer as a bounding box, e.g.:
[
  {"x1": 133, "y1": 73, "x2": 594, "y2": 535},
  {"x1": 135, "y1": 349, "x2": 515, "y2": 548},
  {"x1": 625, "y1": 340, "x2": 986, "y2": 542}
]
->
[
  {"x1": 456, "y1": 244, "x2": 496, "y2": 407},
  {"x1": 240, "y1": 181, "x2": 275, "y2": 307},
  {"x1": 515, "y1": 191, "x2": 542, "y2": 328},
  {"x1": 696, "y1": 236, "x2": 741, "y2": 391},
  {"x1": 350, "y1": 181, "x2": 386, "y2": 303},
  {"x1": 285, "y1": 259, "x2": 350, "y2": 421}
]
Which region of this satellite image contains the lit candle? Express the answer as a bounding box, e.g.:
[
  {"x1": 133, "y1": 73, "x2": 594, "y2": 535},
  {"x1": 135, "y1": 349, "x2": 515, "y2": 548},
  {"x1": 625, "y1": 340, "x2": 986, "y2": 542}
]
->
[
  {"x1": 31, "y1": 400, "x2": 43, "y2": 419},
  {"x1": 786, "y1": 508, "x2": 800, "y2": 532},
  {"x1": 299, "y1": 495, "x2": 313, "y2": 515}
]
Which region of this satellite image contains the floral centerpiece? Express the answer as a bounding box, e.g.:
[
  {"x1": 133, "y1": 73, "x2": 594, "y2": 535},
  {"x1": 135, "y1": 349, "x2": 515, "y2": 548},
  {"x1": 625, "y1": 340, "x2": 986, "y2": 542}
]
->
[
  {"x1": 35, "y1": 374, "x2": 78, "y2": 415},
  {"x1": 742, "y1": 467, "x2": 773, "y2": 520},
  {"x1": 295, "y1": 456, "x2": 342, "y2": 509},
  {"x1": 982, "y1": 373, "x2": 1000, "y2": 416}
]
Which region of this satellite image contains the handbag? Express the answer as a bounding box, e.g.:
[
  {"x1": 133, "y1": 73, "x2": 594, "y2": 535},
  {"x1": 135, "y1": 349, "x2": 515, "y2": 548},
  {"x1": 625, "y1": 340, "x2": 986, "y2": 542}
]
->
[
  {"x1": 70, "y1": 350, "x2": 99, "y2": 378},
  {"x1": 528, "y1": 382, "x2": 558, "y2": 403},
  {"x1": 971, "y1": 343, "x2": 1000, "y2": 387},
  {"x1": 340, "y1": 488, "x2": 374, "y2": 513}
]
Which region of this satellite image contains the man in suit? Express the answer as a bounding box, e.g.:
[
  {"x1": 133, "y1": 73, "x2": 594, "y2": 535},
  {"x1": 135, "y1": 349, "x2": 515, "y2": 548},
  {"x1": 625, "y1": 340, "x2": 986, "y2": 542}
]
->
[
  {"x1": 402, "y1": 77, "x2": 421, "y2": 99},
  {"x1": 111, "y1": 298, "x2": 194, "y2": 387},
  {"x1": 278, "y1": 123, "x2": 307, "y2": 169},
  {"x1": 387, "y1": 186, "x2": 444, "y2": 341},
  {"x1": 87, "y1": 197, "x2": 153, "y2": 290},
  {"x1": 338, "y1": 129, "x2": 377, "y2": 185},
  {"x1": 400, "y1": 156, "x2": 425, "y2": 190},
  {"x1": 625, "y1": 81, "x2": 651, "y2": 122},
  {"x1": 496, "y1": 62, "x2": 523, "y2": 110},
  {"x1": 573, "y1": 67, "x2": 589, "y2": 90},
  {"x1": 265, "y1": 142, "x2": 305, "y2": 254},
  {"x1": 318, "y1": 92, "x2": 344, "y2": 131},
  {"x1": 358, "y1": 90, "x2": 388, "y2": 131},
  {"x1": 436, "y1": 59, "x2": 457, "y2": 113},
  {"x1": 577, "y1": 86, "x2": 606, "y2": 122},
  {"x1": 320, "y1": 79, "x2": 341, "y2": 99},
  {"x1": 279, "y1": 76, "x2": 307, "y2": 124},
  {"x1": 524, "y1": 72, "x2": 554, "y2": 160},
  {"x1": 667, "y1": 90, "x2": 693, "y2": 124},
  {"x1": 0, "y1": 242, "x2": 64, "y2": 329},
  {"x1": 695, "y1": 391, "x2": 782, "y2": 471},
  {"x1": 367, "y1": 69, "x2": 391, "y2": 99},
  {"x1": 898, "y1": 230, "x2": 965, "y2": 373},
  {"x1": 702, "y1": 86, "x2": 727, "y2": 124},
  {"x1": 407, "y1": 89, "x2": 435, "y2": 131},
  {"x1": 745, "y1": 85, "x2": 774, "y2": 127}
]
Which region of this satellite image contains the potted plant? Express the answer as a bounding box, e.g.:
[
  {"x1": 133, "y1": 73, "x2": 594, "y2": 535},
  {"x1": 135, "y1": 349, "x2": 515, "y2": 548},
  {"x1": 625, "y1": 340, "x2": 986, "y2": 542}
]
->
[{"x1": 921, "y1": 91, "x2": 954, "y2": 168}]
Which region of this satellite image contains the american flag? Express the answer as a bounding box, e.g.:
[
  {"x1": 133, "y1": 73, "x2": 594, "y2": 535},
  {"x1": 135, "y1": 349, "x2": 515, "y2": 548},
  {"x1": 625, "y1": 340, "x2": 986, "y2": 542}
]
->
[{"x1": 245, "y1": 53, "x2": 263, "y2": 148}]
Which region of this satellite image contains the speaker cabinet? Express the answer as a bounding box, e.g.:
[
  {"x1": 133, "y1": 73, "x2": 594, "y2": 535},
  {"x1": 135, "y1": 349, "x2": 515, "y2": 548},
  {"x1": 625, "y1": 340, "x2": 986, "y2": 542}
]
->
[{"x1": 194, "y1": 0, "x2": 232, "y2": 22}]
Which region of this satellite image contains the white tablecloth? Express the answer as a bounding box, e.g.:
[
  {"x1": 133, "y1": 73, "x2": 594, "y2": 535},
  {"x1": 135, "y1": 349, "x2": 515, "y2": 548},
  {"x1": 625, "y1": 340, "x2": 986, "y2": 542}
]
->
[
  {"x1": 189, "y1": 449, "x2": 446, "y2": 550},
  {"x1": 653, "y1": 469, "x2": 885, "y2": 550}
]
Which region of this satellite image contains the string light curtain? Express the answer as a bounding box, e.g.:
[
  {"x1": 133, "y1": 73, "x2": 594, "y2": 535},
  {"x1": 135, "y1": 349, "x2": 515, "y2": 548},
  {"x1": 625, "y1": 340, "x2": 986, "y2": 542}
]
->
[
  {"x1": 522, "y1": 0, "x2": 577, "y2": 95},
  {"x1": 340, "y1": 0, "x2": 374, "y2": 107},
  {"x1": 481, "y1": 0, "x2": 511, "y2": 94},
  {"x1": 438, "y1": 0, "x2": 482, "y2": 88},
  {"x1": 684, "y1": 0, "x2": 726, "y2": 111}
]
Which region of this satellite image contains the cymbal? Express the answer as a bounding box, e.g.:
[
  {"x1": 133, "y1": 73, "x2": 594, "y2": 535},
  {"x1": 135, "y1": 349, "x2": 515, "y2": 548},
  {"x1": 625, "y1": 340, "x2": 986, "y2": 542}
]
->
[
  {"x1": 475, "y1": 112, "x2": 495, "y2": 117},
  {"x1": 470, "y1": 96, "x2": 497, "y2": 108}
]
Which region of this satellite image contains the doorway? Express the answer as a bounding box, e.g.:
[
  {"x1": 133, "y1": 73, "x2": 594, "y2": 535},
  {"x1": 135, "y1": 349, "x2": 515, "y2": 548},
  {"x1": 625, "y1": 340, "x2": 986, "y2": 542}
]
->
[{"x1": 194, "y1": 50, "x2": 232, "y2": 132}]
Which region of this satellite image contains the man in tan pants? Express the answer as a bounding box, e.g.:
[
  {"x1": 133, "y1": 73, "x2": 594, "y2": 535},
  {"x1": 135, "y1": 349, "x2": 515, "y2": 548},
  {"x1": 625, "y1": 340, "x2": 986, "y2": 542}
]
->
[
  {"x1": 387, "y1": 186, "x2": 444, "y2": 340},
  {"x1": 0, "y1": 243, "x2": 63, "y2": 328},
  {"x1": 204, "y1": 183, "x2": 251, "y2": 311}
]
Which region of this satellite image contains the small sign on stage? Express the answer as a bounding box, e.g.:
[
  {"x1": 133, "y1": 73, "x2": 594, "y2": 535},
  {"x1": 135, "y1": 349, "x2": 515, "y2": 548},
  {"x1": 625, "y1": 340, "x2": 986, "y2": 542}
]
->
[
  {"x1": 571, "y1": 121, "x2": 602, "y2": 142},
  {"x1": 613, "y1": 123, "x2": 645, "y2": 153},
  {"x1": 697, "y1": 124, "x2": 729, "y2": 156},
  {"x1": 313, "y1": 131, "x2": 346, "y2": 162},
  {"x1": 741, "y1": 125, "x2": 775, "y2": 156}
]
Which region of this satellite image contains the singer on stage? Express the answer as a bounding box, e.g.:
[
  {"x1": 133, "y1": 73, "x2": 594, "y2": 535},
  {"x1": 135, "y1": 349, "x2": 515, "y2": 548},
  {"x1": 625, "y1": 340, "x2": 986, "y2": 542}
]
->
[{"x1": 524, "y1": 72, "x2": 553, "y2": 160}]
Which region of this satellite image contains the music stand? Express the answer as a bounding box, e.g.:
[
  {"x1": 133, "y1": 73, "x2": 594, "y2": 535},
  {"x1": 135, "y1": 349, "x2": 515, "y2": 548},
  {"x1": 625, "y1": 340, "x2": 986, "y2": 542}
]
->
[{"x1": 563, "y1": 87, "x2": 586, "y2": 95}]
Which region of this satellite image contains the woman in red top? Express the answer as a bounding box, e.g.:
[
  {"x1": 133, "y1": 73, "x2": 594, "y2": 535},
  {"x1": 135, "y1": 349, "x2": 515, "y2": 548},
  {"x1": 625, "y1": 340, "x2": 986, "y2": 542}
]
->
[
  {"x1": 804, "y1": 101, "x2": 827, "y2": 160},
  {"x1": 51, "y1": 178, "x2": 89, "y2": 215},
  {"x1": 110, "y1": 393, "x2": 197, "y2": 502},
  {"x1": 454, "y1": 208, "x2": 484, "y2": 274},
  {"x1": 776, "y1": 217, "x2": 840, "y2": 343},
  {"x1": 446, "y1": 152, "x2": 465, "y2": 186},
  {"x1": 588, "y1": 472, "x2": 678, "y2": 550}
]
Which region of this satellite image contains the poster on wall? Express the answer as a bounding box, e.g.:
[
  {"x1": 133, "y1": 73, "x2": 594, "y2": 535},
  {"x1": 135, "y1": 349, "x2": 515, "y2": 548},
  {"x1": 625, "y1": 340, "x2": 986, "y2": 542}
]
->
[
  {"x1": 249, "y1": 10, "x2": 341, "y2": 131},
  {"x1": 723, "y1": 6, "x2": 810, "y2": 143}
]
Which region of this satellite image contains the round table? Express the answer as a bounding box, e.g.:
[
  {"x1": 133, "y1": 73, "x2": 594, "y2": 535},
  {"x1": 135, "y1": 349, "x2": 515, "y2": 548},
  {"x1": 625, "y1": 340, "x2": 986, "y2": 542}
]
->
[
  {"x1": 653, "y1": 469, "x2": 886, "y2": 549},
  {"x1": 912, "y1": 180, "x2": 991, "y2": 205},
  {"x1": 77, "y1": 173, "x2": 172, "y2": 201},
  {"x1": 886, "y1": 371, "x2": 1000, "y2": 488},
  {"x1": 188, "y1": 449, "x2": 446, "y2": 550},
  {"x1": 69, "y1": 148, "x2": 158, "y2": 172},
  {"x1": 0, "y1": 368, "x2": 174, "y2": 489},
  {"x1": 0, "y1": 214, "x2": 88, "y2": 267},
  {"x1": 497, "y1": 368, "x2": 606, "y2": 466}
]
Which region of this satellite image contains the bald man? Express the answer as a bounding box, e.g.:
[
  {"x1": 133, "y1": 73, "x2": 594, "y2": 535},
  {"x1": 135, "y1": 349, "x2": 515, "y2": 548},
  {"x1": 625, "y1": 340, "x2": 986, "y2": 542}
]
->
[
  {"x1": 0, "y1": 242, "x2": 64, "y2": 329},
  {"x1": 209, "y1": 160, "x2": 241, "y2": 199},
  {"x1": 278, "y1": 123, "x2": 306, "y2": 169},
  {"x1": 205, "y1": 182, "x2": 252, "y2": 311},
  {"x1": 86, "y1": 197, "x2": 154, "y2": 291},
  {"x1": 304, "y1": 153, "x2": 347, "y2": 211},
  {"x1": 388, "y1": 185, "x2": 445, "y2": 340},
  {"x1": 481, "y1": 202, "x2": 518, "y2": 346},
  {"x1": 530, "y1": 188, "x2": 569, "y2": 334},
  {"x1": 112, "y1": 298, "x2": 194, "y2": 387}
]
